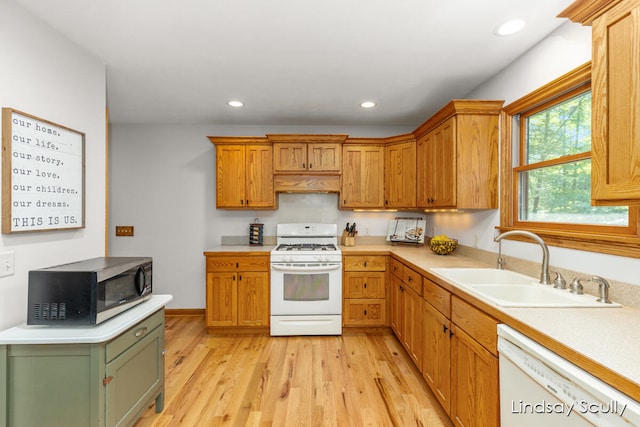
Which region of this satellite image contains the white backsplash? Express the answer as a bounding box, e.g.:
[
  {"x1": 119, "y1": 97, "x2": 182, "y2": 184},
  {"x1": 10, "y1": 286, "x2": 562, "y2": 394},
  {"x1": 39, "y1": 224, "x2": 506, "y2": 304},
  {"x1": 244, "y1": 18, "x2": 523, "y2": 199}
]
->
[{"x1": 277, "y1": 193, "x2": 339, "y2": 224}]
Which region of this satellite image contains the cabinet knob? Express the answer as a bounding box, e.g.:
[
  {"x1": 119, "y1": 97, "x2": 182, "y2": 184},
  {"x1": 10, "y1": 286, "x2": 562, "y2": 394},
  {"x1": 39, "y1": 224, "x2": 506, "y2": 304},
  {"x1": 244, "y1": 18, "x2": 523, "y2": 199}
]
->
[
  {"x1": 364, "y1": 261, "x2": 367, "y2": 267},
  {"x1": 309, "y1": 163, "x2": 313, "y2": 169},
  {"x1": 364, "y1": 309, "x2": 367, "y2": 316},
  {"x1": 134, "y1": 327, "x2": 148, "y2": 338},
  {"x1": 302, "y1": 163, "x2": 306, "y2": 168},
  {"x1": 364, "y1": 282, "x2": 367, "y2": 288},
  {"x1": 443, "y1": 325, "x2": 448, "y2": 333}
]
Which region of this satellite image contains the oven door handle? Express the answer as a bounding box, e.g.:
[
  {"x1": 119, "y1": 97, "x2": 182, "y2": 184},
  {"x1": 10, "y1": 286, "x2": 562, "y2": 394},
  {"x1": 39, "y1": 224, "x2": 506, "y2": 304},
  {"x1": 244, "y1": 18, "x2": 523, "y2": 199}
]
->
[{"x1": 271, "y1": 263, "x2": 342, "y2": 272}]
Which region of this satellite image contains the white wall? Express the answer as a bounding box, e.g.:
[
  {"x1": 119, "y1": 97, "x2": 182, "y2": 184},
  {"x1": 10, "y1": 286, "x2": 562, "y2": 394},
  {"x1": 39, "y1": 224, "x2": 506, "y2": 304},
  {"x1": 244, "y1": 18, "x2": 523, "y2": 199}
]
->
[
  {"x1": 0, "y1": 2, "x2": 107, "y2": 329},
  {"x1": 431, "y1": 22, "x2": 640, "y2": 287}
]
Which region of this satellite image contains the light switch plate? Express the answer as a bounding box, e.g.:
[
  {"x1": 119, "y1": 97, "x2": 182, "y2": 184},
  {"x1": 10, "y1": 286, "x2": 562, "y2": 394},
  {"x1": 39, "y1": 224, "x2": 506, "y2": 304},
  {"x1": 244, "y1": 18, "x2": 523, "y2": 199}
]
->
[{"x1": 0, "y1": 251, "x2": 15, "y2": 277}]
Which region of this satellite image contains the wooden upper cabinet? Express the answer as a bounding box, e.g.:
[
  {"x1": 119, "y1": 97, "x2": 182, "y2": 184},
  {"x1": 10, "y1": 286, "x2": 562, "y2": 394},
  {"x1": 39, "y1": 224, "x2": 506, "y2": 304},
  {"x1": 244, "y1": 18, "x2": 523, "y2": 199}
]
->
[
  {"x1": 415, "y1": 100, "x2": 502, "y2": 209},
  {"x1": 273, "y1": 143, "x2": 307, "y2": 172},
  {"x1": 560, "y1": 0, "x2": 640, "y2": 205},
  {"x1": 340, "y1": 142, "x2": 385, "y2": 209},
  {"x1": 384, "y1": 137, "x2": 417, "y2": 209},
  {"x1": 268, "y1": 134, "x2": 346, "y2": 173},
  {"x1": 417, "y1": 118, "x2": 456, "y2": 208},
  {"x1": 209, "y1": 137, "x2": 275, "y2": 209}
]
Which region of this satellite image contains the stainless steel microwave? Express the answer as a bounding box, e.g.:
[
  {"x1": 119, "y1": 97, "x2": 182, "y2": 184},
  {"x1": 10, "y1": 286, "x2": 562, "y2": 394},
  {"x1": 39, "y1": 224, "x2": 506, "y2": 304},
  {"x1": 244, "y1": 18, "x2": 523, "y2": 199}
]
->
[{"x1": 27, "y1": 257, "x2": 152, "y2": 326}]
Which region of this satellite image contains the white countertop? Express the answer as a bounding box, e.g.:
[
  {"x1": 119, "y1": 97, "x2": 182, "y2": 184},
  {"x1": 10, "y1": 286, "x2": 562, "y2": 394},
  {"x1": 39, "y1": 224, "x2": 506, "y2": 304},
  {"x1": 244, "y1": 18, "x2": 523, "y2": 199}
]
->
[{"x1": 0, "y1": 294, "x2": 173, "y2": 345}]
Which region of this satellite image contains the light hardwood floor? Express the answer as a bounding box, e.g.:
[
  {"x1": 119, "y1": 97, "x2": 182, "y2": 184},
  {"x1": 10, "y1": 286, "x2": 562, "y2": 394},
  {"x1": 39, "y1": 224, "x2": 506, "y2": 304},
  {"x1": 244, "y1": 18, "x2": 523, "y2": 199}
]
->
[{"x1": 134, "y1": 315, "x2": 453, "y2": 427}]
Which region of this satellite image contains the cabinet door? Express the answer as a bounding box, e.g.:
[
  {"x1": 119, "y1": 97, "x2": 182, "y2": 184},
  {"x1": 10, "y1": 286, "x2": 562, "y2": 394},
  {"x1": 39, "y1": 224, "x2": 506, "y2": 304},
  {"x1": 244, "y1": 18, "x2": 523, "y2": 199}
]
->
[
  {"x1": 273, "y1": 143, "x2": 307, "y2": 172},
  {"x1": 385, "y1": 141, "x2": 417, "y2": 208},
  {"x1": 591, "y1": 0, "x2": 640, "y2": 203},
  {"x1": 343, "y1": 272, "x2": 385, "y2": 298},
  {"x1": 206, "y1": 272, "x2": 238, "y2": 327},
  {"x1": 416, "y1": 132, "x2": 432, "y2": 207},
  {"x1": 245, "y1": 145, "x2": 274, "y2": 208},
  {"x1": 216, "y1": 145, "x2": 246, "y2": 208},
  {"x1": 105, "y1": 325, "x2": 164, "y2": 427},
  {"x1": 341, "y1": 145, "x2": 385, "y2": 208},
  {"x1": 422, "y1": 301, "x2": 451, "y2": 415},
  {"x1": 431, "y1": 118, "x2": 456, "y2": 208},
  {"x1": 450, "y1": 325, "x2": 499, "y2": 427},
  {"x1": 402, "y1": 286, "x2": 423, "y2": 367},
  {"x1": 390, "y1": 274, "x2": 404, "y2": 340},
  {"x1": 237, "y1": 272, "x2": 269, "y2": 327},
  {"x1": 343, "y1": 299, "x2": 386, "y2": 326},
  {"x1": 308, "y1": 143, "x2": 341, "y2": 172}
]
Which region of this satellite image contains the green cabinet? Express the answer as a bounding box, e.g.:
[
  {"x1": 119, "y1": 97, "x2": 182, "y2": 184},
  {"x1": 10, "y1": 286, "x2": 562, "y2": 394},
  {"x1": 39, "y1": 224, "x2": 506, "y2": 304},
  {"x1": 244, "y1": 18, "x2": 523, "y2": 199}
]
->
[{"x1": 0, "y1": 308, "x2": 166, "y2": 427}]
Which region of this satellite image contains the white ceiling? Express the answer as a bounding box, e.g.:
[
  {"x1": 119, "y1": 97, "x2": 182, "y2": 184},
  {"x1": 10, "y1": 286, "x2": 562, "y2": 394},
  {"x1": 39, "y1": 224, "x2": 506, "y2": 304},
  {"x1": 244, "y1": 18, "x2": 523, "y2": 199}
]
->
[{"x1": 15, "y1": 0, "x2": 576, "y2": 126}]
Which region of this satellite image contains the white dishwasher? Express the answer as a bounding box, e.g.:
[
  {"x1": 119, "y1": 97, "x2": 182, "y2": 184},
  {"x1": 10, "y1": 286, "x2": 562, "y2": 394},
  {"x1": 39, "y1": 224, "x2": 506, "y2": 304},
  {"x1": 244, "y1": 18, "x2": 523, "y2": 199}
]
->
[{"x1": 497, "y1": 324, "x2": 640, "y2": 426}]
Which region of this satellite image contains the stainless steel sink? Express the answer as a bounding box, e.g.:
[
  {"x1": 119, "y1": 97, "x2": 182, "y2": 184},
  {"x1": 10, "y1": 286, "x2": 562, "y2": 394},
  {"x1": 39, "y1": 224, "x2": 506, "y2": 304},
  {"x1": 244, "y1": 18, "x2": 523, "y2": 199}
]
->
[{"x1": 431, "y1": 268, "x2": 621, "y2": 308}]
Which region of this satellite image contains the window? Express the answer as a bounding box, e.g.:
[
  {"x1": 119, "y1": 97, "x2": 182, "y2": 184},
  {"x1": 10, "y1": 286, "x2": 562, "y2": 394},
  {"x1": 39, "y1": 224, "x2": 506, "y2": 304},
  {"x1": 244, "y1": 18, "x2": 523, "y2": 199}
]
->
[{"x1": 500, "y1": 62, "x2": 640, "y2": 257}]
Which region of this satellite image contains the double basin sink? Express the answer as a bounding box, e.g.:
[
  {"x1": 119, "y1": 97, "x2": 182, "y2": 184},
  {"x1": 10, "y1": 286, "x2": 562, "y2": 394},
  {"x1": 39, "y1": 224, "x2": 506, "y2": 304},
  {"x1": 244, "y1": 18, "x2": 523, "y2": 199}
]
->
[{"x1": 430, "y1": 268, "x2": 621, "y2": 308}]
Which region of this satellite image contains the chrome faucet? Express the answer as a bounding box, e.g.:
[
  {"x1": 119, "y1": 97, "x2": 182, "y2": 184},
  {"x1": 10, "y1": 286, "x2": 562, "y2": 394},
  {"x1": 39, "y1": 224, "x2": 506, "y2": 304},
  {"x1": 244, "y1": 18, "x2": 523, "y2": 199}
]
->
[
  {"x1": 591, "y1": 276, "x2": 612, "y2": 304},
  {"x1": 494, "y1": 230, "x2": 551, "y2": 285}
]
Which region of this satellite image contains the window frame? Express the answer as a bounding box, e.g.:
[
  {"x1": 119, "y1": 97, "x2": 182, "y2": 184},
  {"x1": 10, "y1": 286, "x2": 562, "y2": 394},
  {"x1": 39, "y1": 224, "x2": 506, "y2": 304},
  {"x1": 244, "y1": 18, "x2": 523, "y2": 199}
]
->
[{"x1": 499, "y1": 62, "x2": 640, "y2": 258}]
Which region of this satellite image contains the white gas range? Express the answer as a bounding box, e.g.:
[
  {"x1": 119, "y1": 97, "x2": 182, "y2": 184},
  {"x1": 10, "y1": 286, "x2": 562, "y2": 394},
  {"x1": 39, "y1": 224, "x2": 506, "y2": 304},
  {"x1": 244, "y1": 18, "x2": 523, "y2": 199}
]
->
[{"x1": 270, "y1": 223, "x2": 342, "y2": 336}]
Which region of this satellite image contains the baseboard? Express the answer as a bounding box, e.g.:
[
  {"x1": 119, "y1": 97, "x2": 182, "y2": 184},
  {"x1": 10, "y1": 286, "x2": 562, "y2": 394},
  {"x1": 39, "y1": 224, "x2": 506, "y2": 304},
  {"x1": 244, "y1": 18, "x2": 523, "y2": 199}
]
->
[{"x1": 165, "y1": 308, "x2": 205, "y2": 317}]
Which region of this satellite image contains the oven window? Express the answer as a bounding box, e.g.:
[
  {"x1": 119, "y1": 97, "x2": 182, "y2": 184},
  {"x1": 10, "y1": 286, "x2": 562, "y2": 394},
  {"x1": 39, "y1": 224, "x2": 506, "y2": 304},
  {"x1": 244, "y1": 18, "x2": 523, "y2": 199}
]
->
[{"x1": 283, "y1": 273, "x2": 329, "y2": 301}]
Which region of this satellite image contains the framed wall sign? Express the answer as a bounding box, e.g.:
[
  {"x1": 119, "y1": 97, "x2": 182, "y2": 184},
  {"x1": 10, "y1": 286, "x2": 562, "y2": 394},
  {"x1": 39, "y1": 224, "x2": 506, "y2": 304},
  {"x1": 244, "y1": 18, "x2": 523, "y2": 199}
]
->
[{"x1": 2, "y1": 108, "x2": 85, "y2": 233}]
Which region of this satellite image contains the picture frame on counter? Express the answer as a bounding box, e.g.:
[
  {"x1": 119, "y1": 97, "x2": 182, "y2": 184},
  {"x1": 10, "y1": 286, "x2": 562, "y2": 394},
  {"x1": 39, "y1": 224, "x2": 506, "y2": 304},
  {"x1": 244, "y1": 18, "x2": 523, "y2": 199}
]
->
[{"x1": 1, "y1": 108, "x2": 85, "y2": 233}]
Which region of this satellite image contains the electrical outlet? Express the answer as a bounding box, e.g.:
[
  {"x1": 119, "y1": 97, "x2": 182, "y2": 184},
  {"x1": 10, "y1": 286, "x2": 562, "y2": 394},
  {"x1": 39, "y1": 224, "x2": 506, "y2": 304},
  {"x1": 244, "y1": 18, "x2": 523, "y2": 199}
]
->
[
  {"x1": 0, "y1": 251, "x2": 15, "y2": 277},
  {"x1": 473, "y1": 234, "x2": 479, "y2": 247},
  {"x1": 115, "y1": 226, "x2": 134, "y2": 236}
]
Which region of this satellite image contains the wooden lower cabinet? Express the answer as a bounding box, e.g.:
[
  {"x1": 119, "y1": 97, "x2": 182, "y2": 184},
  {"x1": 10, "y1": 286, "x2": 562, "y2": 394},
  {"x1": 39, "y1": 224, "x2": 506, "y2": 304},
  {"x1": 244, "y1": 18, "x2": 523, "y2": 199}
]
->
[
  {"x1": 0, "y1": 309, "x2": 165, "y2": 427},
  {"x1": 389, "y1": 258, "x2": 423, "y2": 367},
  {"x1": 204, "y1": 253, "x2": 270, "y2": 332},
  {"x1": 422, "y1": 300, "x2": 452, "y2": 415},
  {"x1": 450, "y1": 296, "x2": 499, "y2": 427},
  {"x1": 343, "y1": 255, "x2": 388, "y2": 327}
]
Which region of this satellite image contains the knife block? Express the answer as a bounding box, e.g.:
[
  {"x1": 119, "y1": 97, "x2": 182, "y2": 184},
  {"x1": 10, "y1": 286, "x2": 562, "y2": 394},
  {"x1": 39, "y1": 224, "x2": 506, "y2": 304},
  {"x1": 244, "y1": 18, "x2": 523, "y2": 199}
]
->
[{"x1": 341, "y1": 231, "x2": 355, "y2": 247}]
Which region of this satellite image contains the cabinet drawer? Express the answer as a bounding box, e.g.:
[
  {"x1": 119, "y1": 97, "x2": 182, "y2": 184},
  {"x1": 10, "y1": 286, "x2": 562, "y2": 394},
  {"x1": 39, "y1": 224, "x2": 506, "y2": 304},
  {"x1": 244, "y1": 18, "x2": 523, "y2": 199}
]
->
[
  {"x1": 451, "y1": 296, "x2": 498, "y2": 356},
  {"x1": 403, "y1": 266, "x2": 423, "y2": 296},
  {"x1": 390, "y1": 258, "x2": 404, "y2": 278},
  {"x1": 206, "y1": 255, "x2": 269, "y2": 272},
  {"x1": 344, "y1": 299, "x2": 386, "y2": 326},
  {"x1": 423, "y1": 278, "x2": 451, "y2": 317},
  {"x1": 106, "y1": 309, "x2": 165, "y2": 363},
  {"x1": 344, "y1": 272, "x2": 386, "y2": 298},
  {"x1": 343, "y1": 255, "x2": 386, "y2": 271}
]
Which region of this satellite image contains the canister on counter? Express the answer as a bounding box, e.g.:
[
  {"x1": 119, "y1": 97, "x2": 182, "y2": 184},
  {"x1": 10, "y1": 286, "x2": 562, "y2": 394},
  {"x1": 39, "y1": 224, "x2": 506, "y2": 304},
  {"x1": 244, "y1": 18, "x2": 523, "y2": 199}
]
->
[{"x1": 249, "y1": 219, "x2": 264, "y2": 246}]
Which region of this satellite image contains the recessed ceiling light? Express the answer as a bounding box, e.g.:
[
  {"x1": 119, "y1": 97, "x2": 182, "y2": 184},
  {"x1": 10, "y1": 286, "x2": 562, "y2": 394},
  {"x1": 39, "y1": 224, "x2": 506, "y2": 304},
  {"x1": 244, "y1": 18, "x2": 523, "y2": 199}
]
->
[
  {"x1": 494, "y1": 18, "x2": 527, "y2": 36},
  {"x1": 227, "y1": 100, "x2": 244, "y2": 108},
  {"x1": 360, "y1": 101, "x2": 376, "y2": 109}
]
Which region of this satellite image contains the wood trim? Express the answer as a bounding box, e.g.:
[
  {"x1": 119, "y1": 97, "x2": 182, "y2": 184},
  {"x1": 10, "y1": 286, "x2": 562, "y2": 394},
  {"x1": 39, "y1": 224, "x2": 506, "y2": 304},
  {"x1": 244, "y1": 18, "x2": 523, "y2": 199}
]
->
[
  {"x1": 342, "y1": 137, "x2": 388, "y2": 145},
  {"x1": 265, "y1": 134, "x2": 348, "y2": 143},
  {"x1": 208, "y1": 136, "x2": 269, "y2": 145},
  {"x1": 503, "y1": 62, "x2": 591, "y2": 114},
  {"x1": 105, "y1": 108, "x2": 109, "y2": 256},
  {"x1": 558, "y1": 0, "x2": 625, "y2": 24},
  {"x1": 384, "y1": 133, "x2": 416, "y2": 144},
  {"x1": 413, "y1": 100, "x2": 504, "y2": 139},
  {"x1": 206, "y1": 326, "x2": 269, "y2": 334},
  {"x1": 274, "y1": 175, "x2": 340, "y2": 193},
  {"x1": 166, "y1": 308, "x2": 204, "y2": 317}
]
